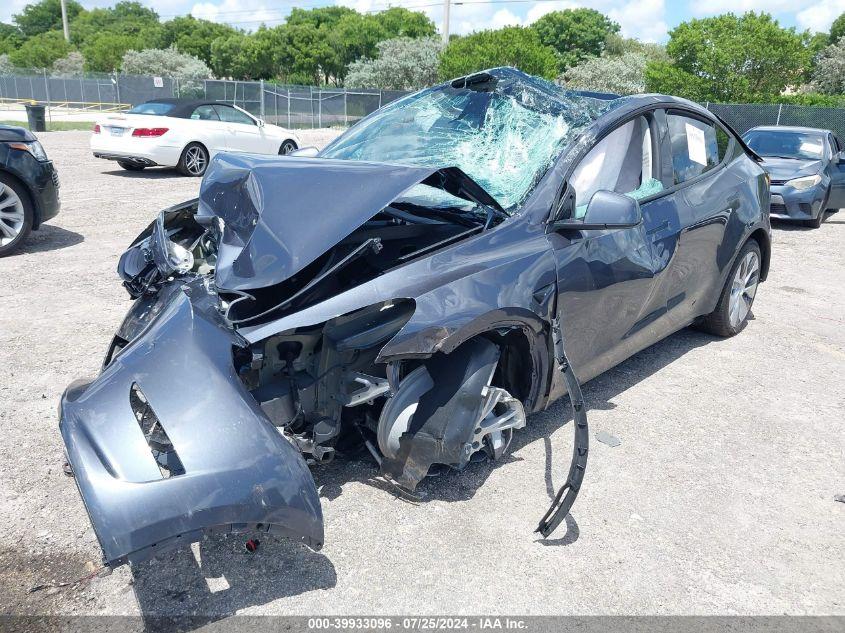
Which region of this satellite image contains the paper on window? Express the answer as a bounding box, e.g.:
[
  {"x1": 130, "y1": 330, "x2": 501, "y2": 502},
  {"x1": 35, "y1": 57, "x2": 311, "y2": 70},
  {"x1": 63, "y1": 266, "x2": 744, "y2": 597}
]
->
[
  {"x1": 800, "y1": 142, "x2": 823, "y2": 156},
  {"x1": 685, "y1": 122, "x2": 707, "y2": 165}
]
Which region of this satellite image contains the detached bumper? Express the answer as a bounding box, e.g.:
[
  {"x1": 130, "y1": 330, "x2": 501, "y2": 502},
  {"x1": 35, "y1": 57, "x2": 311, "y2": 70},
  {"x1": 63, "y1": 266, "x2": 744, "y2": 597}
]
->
[
  {"x1": 770, "y1": 184, "x2": 826, "y2": 221},
  {"x1": 58, "y1": 281, "x2": 323, "y2": 568}
]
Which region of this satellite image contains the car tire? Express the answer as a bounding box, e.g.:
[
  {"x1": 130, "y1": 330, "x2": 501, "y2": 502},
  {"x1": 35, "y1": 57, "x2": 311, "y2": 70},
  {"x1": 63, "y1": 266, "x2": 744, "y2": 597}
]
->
[
  {"x1": 804, "y1": 189, "x2": 830, "y2": 228},
  {"x1": 0, "y1": 172, "x2": 34, "y2": 258},
  {"x1": 177, "y1": 143, "x2": 209, "y2": 177},
  {"x1": 117, "y1": 160, "x2": 145, "y2": 172},
  {"x1": 279, "y1": 140, "x2": 298, "y2": 155},
  {"x1": 804, "y1": 210, "x2": 825, "y2": 228},
  {"x1": 697, "y1": 239, "x2": 762, "y2": 337}
]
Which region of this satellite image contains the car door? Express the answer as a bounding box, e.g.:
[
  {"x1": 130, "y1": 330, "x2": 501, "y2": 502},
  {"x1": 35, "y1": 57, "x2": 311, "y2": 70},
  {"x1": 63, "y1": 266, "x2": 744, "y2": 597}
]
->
[
  {"x1": 650, "y1": 109, "x2": 743, "y2": 330},
  {"x1": 187, "y1": 104, "x2": 229, "y2": 157},
  {"x1": 825, "y1": 133, "x2": 845, "y2": 209},
  {"x1": 213, "y1": 105, "x2": 266, "y2": 154},
  {"x1": 549, "y1": 112, "x2": 666, "y2": 383}
]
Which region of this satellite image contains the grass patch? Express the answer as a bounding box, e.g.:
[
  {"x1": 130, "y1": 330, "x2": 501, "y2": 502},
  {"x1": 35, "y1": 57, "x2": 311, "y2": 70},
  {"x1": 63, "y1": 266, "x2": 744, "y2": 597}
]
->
[{"x1": 0, "y1": 119, "x2": 94, "y2": 131}]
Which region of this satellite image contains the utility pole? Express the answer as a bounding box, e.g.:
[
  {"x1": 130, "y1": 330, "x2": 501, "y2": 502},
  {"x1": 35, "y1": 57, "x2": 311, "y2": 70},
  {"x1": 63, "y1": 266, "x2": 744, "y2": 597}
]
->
[
  {"x1": 60, "y1": 0, "x2": 70, "y2": 42},
  {"x1": 442, "y1": 0, "x2": 450, "y2": 45}
]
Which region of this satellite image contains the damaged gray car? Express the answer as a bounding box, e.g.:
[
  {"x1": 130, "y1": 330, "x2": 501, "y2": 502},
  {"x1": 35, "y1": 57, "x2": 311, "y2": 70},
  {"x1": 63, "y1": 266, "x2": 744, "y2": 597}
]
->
[{"x1": 59, "y1": 67, "x2": 771, "y2": 569}]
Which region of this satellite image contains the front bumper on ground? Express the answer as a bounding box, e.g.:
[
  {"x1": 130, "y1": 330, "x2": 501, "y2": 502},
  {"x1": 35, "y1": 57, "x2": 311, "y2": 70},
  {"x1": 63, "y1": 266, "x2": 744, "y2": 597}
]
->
[
  {"x1": 769, "y1": 183, "x2": 826, "y2": 221},
  {"x1": 59, "y1": 280, "x2": 324, "y2": 568}
]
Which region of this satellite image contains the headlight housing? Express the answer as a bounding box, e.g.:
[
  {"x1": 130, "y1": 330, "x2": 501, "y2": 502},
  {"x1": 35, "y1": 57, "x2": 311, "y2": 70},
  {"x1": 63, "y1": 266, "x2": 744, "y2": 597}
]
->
[
  {"x1": 6, "y1": 140, "x2": 49, "y2": 161},
  {"x1": 785, "y1": 174, "x2": 822, "y2": 190}
]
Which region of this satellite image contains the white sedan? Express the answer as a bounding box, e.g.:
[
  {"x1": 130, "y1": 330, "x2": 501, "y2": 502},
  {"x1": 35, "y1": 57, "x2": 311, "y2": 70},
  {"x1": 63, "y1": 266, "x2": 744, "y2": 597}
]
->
[{"x1": 91, "y1": 99, "x2": 301, "y2": 176}]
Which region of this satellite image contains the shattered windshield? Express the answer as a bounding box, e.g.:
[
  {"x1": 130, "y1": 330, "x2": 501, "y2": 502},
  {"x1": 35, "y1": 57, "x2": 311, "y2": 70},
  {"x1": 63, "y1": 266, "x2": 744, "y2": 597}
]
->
[{"x1": 321, "y1": 68, "x2": 615, "y2": 211}]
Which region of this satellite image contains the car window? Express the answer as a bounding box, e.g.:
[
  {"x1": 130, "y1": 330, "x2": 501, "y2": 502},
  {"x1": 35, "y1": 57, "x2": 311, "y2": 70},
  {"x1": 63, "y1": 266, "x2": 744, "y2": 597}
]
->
[
  {"x1": 742, "y1": 129, "x2": 825, "y2": 160},
  {"x1": 214, "y1": 105, "x2": 255, "y2": 126},
  {"x1": 667, "y1": 113, "x2": 721, "y2": 184},
  {"x1": 191, "y1": 105, "x2": 219, "y2": 121},
  {"x1": 832, "y1": 135, "x2": 842, "y2": 153},
  {"x1": 716, "y1": 126, "x2": 731, "y2": 161},
  {"x1": 127, "y1": 102, "x2": 175, "y2": 116},
  {"x1": 569, "y1": 115, "x2": 662, "y2": 218}
]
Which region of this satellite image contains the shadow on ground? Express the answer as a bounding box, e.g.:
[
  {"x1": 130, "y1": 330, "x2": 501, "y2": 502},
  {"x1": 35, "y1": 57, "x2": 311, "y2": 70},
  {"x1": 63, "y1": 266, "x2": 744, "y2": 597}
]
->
[
  {"x1": 130, "y1": 534, "x2": 335, "y2": 630},
  {"x1": 18, "y1": 225, "x2": 84, "y2": 253},
  {"x1": 102, "y1": 167, "x2": 190, "y2": 179}
]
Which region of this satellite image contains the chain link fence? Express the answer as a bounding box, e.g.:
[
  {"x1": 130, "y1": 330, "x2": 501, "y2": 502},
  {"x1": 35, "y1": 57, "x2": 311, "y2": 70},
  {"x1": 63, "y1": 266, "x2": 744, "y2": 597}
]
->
[
  {"x1": 0, "y1": 71, "x2": 408, "y2": 128},
  {"x1": 705, "y1": 102, "x2": 845, "y2": 141},
  {"x1": 2, "y1": 70, "x2": 845, "y2": 134}
]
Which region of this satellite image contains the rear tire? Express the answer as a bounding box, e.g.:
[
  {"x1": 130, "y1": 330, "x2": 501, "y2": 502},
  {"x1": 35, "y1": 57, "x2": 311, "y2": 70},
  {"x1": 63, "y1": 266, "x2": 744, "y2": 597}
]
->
[
  {"x1": 697, "y1": 240, "x2": 761, "y2": 337},
  {"x1": 177, "y1": 143, "x2": 209, "y2": 177},
  {"x1": 0, "y1": 173, "x2": 33, "y2": 257},
  {"x1": 117, "y1": 160, "x2": 145, "y2": 171}
]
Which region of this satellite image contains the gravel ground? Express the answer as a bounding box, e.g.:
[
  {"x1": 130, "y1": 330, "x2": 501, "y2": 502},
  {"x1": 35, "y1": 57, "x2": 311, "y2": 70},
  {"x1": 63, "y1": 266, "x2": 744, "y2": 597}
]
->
[{"x1": 1, "y1": 131, "x2": 843, "y2": 620}]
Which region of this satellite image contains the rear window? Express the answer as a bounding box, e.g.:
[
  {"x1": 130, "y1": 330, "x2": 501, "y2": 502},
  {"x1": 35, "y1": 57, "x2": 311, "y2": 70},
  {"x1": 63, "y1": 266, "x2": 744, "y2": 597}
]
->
[{"x1": 127, "y1": 102, "x2": 175, "y2": 116}]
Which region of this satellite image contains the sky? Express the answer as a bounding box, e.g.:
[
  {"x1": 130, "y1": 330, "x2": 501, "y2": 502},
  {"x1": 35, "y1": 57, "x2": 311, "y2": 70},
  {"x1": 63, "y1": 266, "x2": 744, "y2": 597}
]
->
[{"x1": 3, "y1": 0, "x2": 845, "y2": 43}]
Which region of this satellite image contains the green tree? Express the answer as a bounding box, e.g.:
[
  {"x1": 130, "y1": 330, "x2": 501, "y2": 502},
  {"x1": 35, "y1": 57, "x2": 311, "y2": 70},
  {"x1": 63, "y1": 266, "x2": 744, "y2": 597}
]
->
[
  {"x1": 374, "y1": 7, "x2": 436, "y2": 38},
  {"x1": 69, "y1": 2, "x2": 161, "y2": 46},
  {"x1": 563, "y1": 52, "x2": 650, "y2": 95},
  {"x1": 810, "y1": 36, "x2": 845, "y2": 94},
  {"x1": 82, "y1": 32, "x2": 139, "y2": 72},
  {"x1": 645, "y1": 12, "x2": 811, "y2": 102},
  {"x1": 532, "y1": 8, "x2": 619, "y2": 70},
  {"x1": 439, "y1": 27, "x2": 558, "y2": 80},
  {"x1": 51, "y1": 50, "x2": 84, "y2": 76},
  {"x1": 13, "y1": 0, "x2": 84, "y2": 38},
  {"x1": 122, "y1": 47, "x2": 212, "y2": 94},
  {"x1": 157, "y1": 16, "x2": 239, "y2": 66},
  {"x1": 830, "y1": 13, "x2": 845, "y2": 44},
  {"x1": 346, "y1": 36, "x2": 442, "y2": 89},
  {"x1": 8, "y1": 30, "x2": 73, "y2": 69},
  {"x1": 274, "y1": 23, "x2": 334, "y2": 84},
  {"x1": 0, "y1": 23, "x2": 25, "y2": 55}
]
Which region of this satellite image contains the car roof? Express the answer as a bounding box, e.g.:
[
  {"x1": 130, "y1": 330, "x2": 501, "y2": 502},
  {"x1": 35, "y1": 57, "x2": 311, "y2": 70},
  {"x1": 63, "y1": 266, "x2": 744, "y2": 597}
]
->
[
  {"x1": 137, "y1": 99, "x2": 244, "y2": 119},
  {"x1": 745, "y1": 125, "x2": 832, "y2": 135}
]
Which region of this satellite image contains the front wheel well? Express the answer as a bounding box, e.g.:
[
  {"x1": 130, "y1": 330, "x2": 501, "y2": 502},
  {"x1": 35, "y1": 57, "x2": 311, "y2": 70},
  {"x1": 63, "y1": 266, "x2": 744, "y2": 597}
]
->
[
  {"x1": 747, "y1": 228, "x2": 771, "y2": 281},
  {"x1": 482, "y1": 328, "x2": 538, "y2": 408}
]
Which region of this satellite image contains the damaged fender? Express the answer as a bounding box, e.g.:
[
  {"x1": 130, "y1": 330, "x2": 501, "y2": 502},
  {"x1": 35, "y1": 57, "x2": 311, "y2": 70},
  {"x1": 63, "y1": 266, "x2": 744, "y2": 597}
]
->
[{"x1": 59, "y1": 279, "x2": 323, "y2": 568}]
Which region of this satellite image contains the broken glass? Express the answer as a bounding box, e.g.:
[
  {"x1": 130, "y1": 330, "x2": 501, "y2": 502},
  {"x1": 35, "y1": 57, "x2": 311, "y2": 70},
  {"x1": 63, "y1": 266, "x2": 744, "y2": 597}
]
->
[{"x1": 322, "y1": 68, "x2": 617, "y2": 211}]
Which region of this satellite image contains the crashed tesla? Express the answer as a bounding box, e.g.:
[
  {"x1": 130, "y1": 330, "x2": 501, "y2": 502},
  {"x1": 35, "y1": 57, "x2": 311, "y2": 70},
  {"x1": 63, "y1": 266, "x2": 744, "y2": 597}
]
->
[{"x1": 59, "y1": 68, "x2": 771, "y2": 569}]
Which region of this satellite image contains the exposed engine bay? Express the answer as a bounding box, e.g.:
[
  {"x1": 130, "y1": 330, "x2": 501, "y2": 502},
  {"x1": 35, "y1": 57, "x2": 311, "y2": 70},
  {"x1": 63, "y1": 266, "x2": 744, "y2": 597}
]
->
[{"x1": 111, "y1": 162, "x2": 526, "y2": 482}]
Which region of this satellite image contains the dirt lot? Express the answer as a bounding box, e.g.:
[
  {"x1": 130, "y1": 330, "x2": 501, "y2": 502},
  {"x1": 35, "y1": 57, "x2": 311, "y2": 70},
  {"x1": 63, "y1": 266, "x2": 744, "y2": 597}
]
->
[{"x1": 1, "y1": 130, "x2": 843, "y2": 621}]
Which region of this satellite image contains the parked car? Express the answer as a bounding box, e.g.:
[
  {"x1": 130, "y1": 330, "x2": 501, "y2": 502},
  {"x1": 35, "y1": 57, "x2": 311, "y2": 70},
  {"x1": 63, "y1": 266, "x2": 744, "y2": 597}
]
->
[
  {"x1": 60, "y1": 68, "x2": 770, "y2": 569},
  {"x1": 0, "y1": 124, "x2": 60, "y2": 257},
  {"x1": 90, "y1": 98, "x2": 301, "y2": 176},
  {"x1": 742, "y1": 125, "x2": 845, "y2": 228}
]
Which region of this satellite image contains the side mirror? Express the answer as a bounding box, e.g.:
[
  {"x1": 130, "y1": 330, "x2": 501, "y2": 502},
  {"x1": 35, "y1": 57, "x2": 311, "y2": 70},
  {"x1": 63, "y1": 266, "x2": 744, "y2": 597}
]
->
[
  {"x1": 256, "y1": 119, "x2": 265, "y2": 128},
  {"x1": 289, "y1": 146, "x2": 319, "y2": 158},
  {"x1": 551, "y1": 190, "x2": 642, "y2": 231},
  {"x1": 837, "y1": 150, "x2": 845, "y2": 165}
]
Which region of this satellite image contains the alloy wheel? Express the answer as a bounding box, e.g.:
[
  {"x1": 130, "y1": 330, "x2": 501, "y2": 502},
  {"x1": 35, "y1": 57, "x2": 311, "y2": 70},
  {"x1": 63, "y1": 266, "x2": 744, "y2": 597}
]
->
[
  {"x1": 185, "y1": 146, "x2": 207, "y2": 175},
  {"x1": 728, "y1": 250, "x2": 760, "y2": 328},
  {"x1": 280, "y1": 140, "x2": 297, "y2": 155},
  {"x1": 0, "y1": 182, "x2": 25, "y2": 247}
]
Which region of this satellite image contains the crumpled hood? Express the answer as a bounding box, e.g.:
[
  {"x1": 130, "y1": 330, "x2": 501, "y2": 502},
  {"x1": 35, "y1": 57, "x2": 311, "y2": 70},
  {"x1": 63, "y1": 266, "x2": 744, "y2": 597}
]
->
[
  {"x1": 198, "y1": 153, "x2": 501, "y2": 292},
  {"x1": 759, "y1": 157, "x2": 823, "y2": 182}
]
